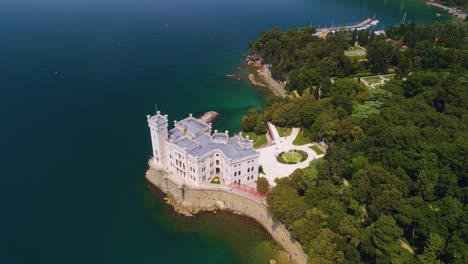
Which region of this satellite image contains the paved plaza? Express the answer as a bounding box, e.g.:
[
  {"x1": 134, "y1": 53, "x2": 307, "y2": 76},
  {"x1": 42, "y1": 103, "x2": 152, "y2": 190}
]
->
[{"x1": 258, "y1": 123, "x2": 325, "y2": 186}]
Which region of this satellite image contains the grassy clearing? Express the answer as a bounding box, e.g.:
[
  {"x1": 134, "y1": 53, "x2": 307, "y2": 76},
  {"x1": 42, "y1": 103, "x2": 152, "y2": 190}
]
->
[
  {"x1": 350, "y1": 55, "x2": 367, "y2": 61},
  {"x1": 309, "y1": 145, "x2": 324, "y2": 155},
  {"x1": 276, "y1": 127, "x2": 292, "y2": 137},
  {"x1": 277, "y1": 150, "x2": 308, "y2": 164},
  {"x1": 362, "y1": 76, "x2": 382, "y2": 85},
  {"x1": 292, "y1": 130, "x2": 310, "y2": 146},
  {"x1": 282, "y1": 151, "x2": 303, "y2": 163},
  {"x1": 349, "y1": 45, "x2": 366, "y2": 51},
  {"x1": 242, "y1": 131, "x2": 268, "y2": 148},
  {"x1": 354, "y1": 72, "x2": 374, "y2": 78}
]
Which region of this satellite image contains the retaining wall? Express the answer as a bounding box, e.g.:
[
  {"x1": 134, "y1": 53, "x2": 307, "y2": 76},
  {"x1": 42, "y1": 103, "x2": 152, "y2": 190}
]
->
[{"x1": 146, "y1": 165, "x2": 308, "y2": 264}]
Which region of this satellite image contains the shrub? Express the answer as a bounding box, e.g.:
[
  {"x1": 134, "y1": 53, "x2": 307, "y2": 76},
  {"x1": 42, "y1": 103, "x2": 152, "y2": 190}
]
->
[{"x1": 256, "y1": 177, "x2": 270, "y2": 193}]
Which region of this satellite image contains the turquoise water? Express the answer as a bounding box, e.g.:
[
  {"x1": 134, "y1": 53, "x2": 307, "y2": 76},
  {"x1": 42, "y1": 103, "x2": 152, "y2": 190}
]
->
[{"x1": 0, "y1": 0, "x2": 445, "y2": 263}]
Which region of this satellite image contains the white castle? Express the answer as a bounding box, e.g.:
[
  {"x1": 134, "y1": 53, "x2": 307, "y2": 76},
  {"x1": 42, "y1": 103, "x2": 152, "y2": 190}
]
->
[{"x1": 147, "y1": 111, "x2": 260, "y2": 187}]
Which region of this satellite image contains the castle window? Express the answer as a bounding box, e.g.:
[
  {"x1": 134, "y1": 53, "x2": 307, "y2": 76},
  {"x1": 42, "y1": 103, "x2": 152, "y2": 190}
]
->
[{"x1": 216, "y1": 160, "x2": 219, "y2": 165}]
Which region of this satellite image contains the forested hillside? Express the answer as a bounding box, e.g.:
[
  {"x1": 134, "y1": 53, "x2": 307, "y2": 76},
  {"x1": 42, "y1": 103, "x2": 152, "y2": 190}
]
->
[
  {"x1": 248, "y1": 20, "x2": 467, "y2": 263},
  {"x1": 250, "y1": 20, "x2": 467, "y2": 95}
]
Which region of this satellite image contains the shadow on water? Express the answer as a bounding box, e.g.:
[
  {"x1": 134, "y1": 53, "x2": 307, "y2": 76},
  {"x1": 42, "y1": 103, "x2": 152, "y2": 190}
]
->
[{"x1": 137, "y1": 176, "x2": 291, "y2": 264}]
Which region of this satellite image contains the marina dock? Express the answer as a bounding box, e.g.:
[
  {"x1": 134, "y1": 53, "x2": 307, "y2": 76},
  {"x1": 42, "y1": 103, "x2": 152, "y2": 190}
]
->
[
  {"x1": 426, "y1": 1, "x2": 466, "y2": 19},
  {"x1": 316, "y1": 18, "x2": 379, "y2": 33}
]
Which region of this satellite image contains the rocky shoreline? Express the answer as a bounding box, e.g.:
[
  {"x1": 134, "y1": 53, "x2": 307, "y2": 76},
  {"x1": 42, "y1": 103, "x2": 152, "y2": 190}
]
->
[
  {"x1": 163, "y1": 194, "x2": 218, "y2": 217},
  {"x1": 146, "y1": 165, "x2": 308, "y2": 264},
  {"x1": 243, "y1": 55, "x2": 287, "y2": 97},
  {"x1": 161, "y1": 194, "x2": 291, "y2": 264}
]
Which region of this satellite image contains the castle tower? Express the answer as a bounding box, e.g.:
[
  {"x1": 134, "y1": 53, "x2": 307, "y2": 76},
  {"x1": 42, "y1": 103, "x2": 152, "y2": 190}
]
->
[{"x1": 147, "y1": 111, "x2": 168, "y2": 169}]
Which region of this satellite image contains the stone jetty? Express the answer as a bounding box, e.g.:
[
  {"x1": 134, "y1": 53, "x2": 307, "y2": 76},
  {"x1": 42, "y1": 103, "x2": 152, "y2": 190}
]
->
[{"x1": 198, "y1": 111, "x2": 219, "y2": 123}]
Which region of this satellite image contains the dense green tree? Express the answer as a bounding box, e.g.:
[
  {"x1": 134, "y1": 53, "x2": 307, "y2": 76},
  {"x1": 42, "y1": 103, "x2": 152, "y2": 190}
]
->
[
  {"x1": 367, "y1": 39, "x2": 395, "y2": 73},
  {"x1": 256, "y1": 176, "x2": 269, "y2": 193},
  {"x1": 253, "y1": 114, "x2": 268, "y2": 135},
  {"x1": 308, "y1": 228, "x2": 345, "y2": 264},
  {"x1": 240, "y1": 108, "x2": 258, "y2": 132},
  {"x1": 338, "y1": 215, "x2": 362, "y2": 247},
  {"x1": 267, "y1": 183, "x2": 308, "y2": 226},
  {"x1": 396, "y1": 53, "x2": 412, "y2": 78},
  {"x1": 330, "y1": 78, "x2": 366, "y2": 96},
  {"x1": 371, "y1": 215, "x2": 403, "y2": 261},
  {"x1": 419, "y1": 233, "x2": 446, "y2": 264},
  {"x1": 291, "y1": 208, "x2": 328, "y2": 249}
]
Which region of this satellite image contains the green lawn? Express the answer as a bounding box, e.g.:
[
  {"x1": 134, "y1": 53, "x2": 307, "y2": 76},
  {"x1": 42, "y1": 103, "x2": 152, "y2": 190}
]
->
[
  {"x1": 349, "y1": 45, "x2": 366, "y2": 52},
  {"x1": 242, "y1": 131, "x2": 268, "y2": 148},
  {"x1": 309, "y1": 145, "x2": 324, "y2": 155},
  {"x1": 276, "y1": 127, "x2": 292, "y2": 137},
  {"x1": 277, "y1": 150, "x2": 308, "y2": 164},
  {"x1": 292, "y1": 130, "x2": 311, "y2": 146},
  {"x1": 282, "y1": 151, "x2": 303, "y2": 163},
  {"x1": 350, "y1": 55, "x2": 367, "y2": 61},
  {"x1": 210, "y1": 177, "x2": 220, "y2": 184},
  {"x1": 362, "y1": 76, "x2": 382, "y2": 85}
]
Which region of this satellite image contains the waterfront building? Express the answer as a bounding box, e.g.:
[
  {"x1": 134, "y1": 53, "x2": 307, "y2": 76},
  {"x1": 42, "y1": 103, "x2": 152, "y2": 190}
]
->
[{"x1": 147, "y1": 111, "x2": 260, "y2": 187}]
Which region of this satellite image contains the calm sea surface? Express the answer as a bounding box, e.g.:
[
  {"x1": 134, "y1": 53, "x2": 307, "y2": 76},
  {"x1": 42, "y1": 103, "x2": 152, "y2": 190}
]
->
[{"x1": 0, "y1": 0, "x2": 446, "y2": 263}]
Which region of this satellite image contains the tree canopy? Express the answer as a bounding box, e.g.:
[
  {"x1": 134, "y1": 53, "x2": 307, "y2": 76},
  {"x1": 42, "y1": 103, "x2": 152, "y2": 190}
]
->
[{"x1": 249, "y1": 19, "x2": 468, "y2": 264}]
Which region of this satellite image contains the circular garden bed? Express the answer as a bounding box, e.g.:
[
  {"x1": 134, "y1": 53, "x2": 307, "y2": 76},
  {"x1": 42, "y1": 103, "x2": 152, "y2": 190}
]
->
[{"x1": 277, "y1": 150, "x2": 308, "y2": 164}]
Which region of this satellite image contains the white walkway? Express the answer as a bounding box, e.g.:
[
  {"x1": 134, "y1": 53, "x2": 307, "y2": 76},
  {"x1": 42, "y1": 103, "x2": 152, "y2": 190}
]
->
[{"x1": 259, "y1": 123, "x2": 324, "y2": 186}]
